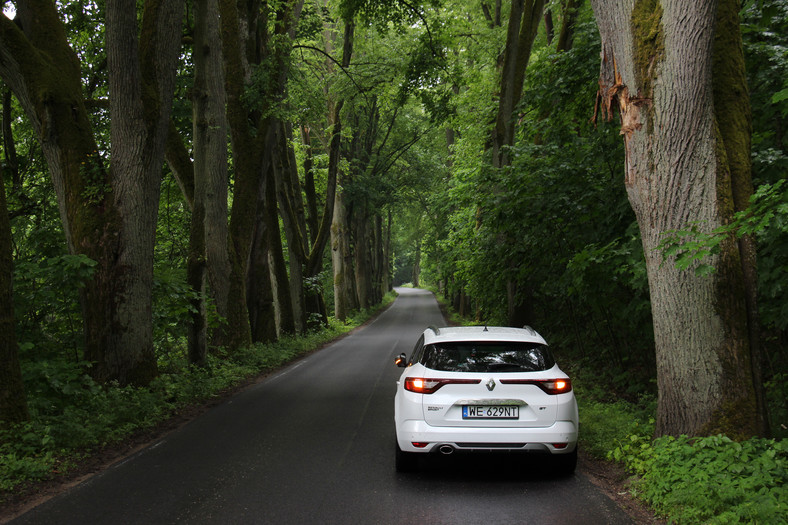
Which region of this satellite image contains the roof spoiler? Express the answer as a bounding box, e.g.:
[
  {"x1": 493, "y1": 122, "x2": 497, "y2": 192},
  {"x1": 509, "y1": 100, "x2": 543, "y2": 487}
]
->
[{"x1": 522, "y1": 325, "x2": 538, "y2": 335}]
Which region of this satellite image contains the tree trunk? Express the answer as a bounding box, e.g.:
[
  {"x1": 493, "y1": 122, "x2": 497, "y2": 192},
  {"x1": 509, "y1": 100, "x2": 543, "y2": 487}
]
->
[
  {"x1": 328, "y1": 18, "x2": 355, "y2": 320},
  {"x1": 102, "y1": 0, "x2": 184, "y2": 385},
  {"x1": 0, "y1": 164, "x2": 27, "y2": 425},
  {"x1": 591, "y1": 0, "x2": 763, "y2": 437},
  {"x1": 274, "y1": 121, "x2": 308, "y2": 333},
  {"x1": 2, "y1": 90, "x2": 19, "y2": 189},
  {"x1": 331, "y1": 185, "x2": 351, "y2": 320},
  {"x1": 301, "y1": 125, "x2": 320, "y2": 244},
  {"x1": 265, "y1": 165, "x2": 295, "y2": 335},
  {"x1": 352, "y1": 208, "x2": 370, "y2": 309},
  {"x1": 491, "y1": 0, "x2": 545, "y2": 168},
  {"x1": 712, "y1": 0, "x2": 768, "y2": 437},
  {"x1": 247, "y1": 169, "x2": 277, "y2": 343},
  {"x1": 412, "y1": 239, "x2": 421, "y2": 288},
  {"x1": 556, "y1": 0, "x2": 582, "y2": 53},
  {"x1": 218, "y1": 0, "x2": 260, "y2": 349},
  {"x1": 381, "y1": 210, "x2": 392, "y2": 298},
  {"x1": 188, "y1": 0, "x2": 227, "y2": 364}
]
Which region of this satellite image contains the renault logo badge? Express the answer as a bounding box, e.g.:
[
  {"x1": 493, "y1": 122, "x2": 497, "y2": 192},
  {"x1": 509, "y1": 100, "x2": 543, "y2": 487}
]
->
[{"x1": 486, "y1": 378, "x2": 496, "y2": 391}]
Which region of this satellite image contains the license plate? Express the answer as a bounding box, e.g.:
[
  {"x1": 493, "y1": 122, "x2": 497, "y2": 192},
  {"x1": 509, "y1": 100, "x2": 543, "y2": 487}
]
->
[{"x1": 462, "y1": 405, "x2": 519, "y2": 419}]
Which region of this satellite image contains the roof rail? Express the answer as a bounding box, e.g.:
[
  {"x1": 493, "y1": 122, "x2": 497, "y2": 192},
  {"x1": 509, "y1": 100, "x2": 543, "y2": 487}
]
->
[{"x1": 428, "y1": 325, "x2": 440, "y2": 335}]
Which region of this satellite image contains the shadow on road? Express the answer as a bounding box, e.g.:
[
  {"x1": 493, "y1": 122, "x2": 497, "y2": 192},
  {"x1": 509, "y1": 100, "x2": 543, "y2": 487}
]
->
[{"x1": 398, "y1": 452, "x2": 573, "y2": 482}]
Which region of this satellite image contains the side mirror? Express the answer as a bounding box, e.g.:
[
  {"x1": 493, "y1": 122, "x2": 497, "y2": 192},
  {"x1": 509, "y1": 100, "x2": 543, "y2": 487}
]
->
[{"x1": 394, "y1": 353, "x2": 407, "y2": 367}]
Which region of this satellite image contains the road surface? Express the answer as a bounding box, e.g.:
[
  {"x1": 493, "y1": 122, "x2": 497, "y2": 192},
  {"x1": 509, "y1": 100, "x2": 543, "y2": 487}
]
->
[{"x1": 11, "y1": 288, "x2": 632, "y2": 524}]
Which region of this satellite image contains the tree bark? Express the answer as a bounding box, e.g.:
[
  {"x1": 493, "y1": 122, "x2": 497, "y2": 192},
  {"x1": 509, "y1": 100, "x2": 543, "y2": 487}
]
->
[
  {"x1": 556, "y1": 0, "x2": 582, "y2": 53},
  {"x1": 353, "y1": 207, "x2": 371, "y2": 309},
  {"x1": 301, "y1": 126, "x2": 320, "y2": 244},
  {"x1": 2, "y1": 89, "x2": 19, "y2": 189},
  {"x1": 591, "y1": 0, "x2": 763, "y2": 437},
  {"x1": 265, "y1": 164, "x2": 296, "y2": 335},
  {"x1": 218, "y1": 0, "x2": 261, "y2": 349},
  {"x1": 712, "y1": 0, "x2": 768, "y2": 437},
  {"x1": 0, "y1": 162, "x2": 27, "y2": 425},
  {"x1": 492, "y1": 0, "x2": 545, "y2": 169},
  {"x1": 331, "y1": 183, "x2": 351, "y2": 321},
  {"x1": 248, "y1": 168, "x2": 278, "y2": 343},
  {"x1": 188, "y1": 0, "x2": 227, "y2": 364},
  {"x1": 274, "y1": 121, "x2": 308, "y2": 332},
  {"x1": 103, "y1": 0, "x2": 184, "y2": 385},
  {"x1": 300, "y1": 125, "x2": 329, "y2": 327},
  {"x1": 328, "y1": 18, "x2": 355, "y2": 321}
]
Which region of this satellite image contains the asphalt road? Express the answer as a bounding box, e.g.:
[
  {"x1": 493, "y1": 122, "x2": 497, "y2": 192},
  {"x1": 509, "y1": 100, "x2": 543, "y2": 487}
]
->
[{"x1": 11, "y1": 288, "x2": 632, "y2": 524}]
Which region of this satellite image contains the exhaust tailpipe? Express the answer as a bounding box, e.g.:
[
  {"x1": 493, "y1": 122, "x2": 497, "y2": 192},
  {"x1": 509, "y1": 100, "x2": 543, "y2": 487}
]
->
[{"x1": 438, "y1": 444, "x2": 455, "y2": 455}]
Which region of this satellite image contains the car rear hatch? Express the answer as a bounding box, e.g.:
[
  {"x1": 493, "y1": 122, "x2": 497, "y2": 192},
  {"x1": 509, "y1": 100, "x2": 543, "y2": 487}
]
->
[{"x1": 421, "y1": 373, "x2": 560, "y2": 428}]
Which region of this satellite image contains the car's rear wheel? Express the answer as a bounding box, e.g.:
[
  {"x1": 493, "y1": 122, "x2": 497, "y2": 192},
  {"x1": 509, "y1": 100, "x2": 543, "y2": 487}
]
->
[
  {"x1": 553, "y1": 445, "x2": 578, "y2": 476},
  {"x1": 395, "y1": 438, "x2": 418, "y2": 472}
]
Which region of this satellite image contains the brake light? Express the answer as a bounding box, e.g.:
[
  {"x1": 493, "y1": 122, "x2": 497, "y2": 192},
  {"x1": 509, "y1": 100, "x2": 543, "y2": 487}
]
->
[
  {"x1": 499, "y1": 378, "x2": 572, "y2": 394},
  {"x1": 404, "y1": 377, "x2": 481, "y2": 394}
]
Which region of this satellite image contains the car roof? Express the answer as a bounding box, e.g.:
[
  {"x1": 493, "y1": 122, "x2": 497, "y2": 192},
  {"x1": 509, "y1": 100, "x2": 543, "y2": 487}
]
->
[{"x1": 422, "y1": 325, "x2": 547, "y2": 346}]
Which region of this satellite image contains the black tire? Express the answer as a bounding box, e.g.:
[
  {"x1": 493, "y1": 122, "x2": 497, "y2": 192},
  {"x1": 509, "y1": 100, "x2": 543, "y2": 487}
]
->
[
  {"x1": 554, "y1": 445, "x2": 578, "y2": 476},
  {"x1": 395, "y1": 438, "x2": 418, "y2": 473}
]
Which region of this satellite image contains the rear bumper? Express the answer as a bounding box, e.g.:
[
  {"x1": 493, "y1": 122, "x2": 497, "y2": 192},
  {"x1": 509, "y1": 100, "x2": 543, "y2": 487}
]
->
[{"x1": 396, "y1": 419, "x2": 578, "y2": 454}]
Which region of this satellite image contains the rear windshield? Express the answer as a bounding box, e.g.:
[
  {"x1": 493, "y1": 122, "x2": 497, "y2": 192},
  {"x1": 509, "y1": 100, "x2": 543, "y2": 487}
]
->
[{"x1": 421, "y1": 342, "x2": 555, "y2": 372}]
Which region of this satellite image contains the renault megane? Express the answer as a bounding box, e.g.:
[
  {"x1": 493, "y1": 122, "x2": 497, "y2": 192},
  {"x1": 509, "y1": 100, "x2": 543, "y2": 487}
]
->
[{"x1": 394, "y1": 325, "x2": 578, "y2": 474}]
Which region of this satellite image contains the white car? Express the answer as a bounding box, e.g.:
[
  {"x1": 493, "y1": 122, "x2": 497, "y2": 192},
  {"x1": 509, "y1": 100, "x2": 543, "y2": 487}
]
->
[{"x1": 394, "y1": 325, "x2": 579, "y2": 474}]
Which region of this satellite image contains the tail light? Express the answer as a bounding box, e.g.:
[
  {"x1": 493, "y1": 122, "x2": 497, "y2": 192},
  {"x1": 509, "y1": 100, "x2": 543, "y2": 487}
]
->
[
  {"x1": 404, "y1": 377, "x2": 481, "y2": 394},
  {"x1": 499, "y1": 378, "x2": 572, "y2": 394}
]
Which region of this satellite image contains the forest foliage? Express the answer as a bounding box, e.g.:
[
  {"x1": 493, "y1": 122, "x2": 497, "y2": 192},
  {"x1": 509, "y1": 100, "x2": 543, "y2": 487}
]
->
[{"x1": 0, "y1": 0, "x2": 786, "y2": 520}]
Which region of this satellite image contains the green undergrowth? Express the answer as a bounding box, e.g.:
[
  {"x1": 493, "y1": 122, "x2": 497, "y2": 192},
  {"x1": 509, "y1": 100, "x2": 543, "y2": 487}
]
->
[
  {"x1": 614, "y1": 434, "x2": 787, "y2": 524},
  {"x1": 576, "y1": 362, "x2": 787, "y2": 524},
  {"x1": 0, "y1": 293, "x2": 395, "y2": 499}
]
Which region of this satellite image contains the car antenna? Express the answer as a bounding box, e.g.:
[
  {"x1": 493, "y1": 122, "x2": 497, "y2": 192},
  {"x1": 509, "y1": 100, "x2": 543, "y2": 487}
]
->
[{"x1": 483, "y1": 325, "x2": 488, "y2": 332}]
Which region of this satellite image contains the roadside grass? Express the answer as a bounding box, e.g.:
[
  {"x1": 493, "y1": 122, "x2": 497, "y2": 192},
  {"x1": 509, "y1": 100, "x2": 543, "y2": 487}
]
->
[
  {"x1": 0, "y1": 293, "x2": 396, "y2": 501},
  {"x1": 432, "y1": 290, "x2": 788, "y2": 524}
]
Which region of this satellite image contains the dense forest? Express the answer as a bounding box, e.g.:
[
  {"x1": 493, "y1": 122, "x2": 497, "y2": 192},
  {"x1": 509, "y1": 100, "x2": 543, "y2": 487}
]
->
[{"x1": 0, "y1": 0, "x2": 786, "y2": 518}]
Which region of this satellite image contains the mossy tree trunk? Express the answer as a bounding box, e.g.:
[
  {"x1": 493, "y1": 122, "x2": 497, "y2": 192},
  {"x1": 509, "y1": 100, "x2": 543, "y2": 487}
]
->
[
  {"x1": 331, "y1": 181, "x2": 352, "y2": 321},
  {"x1": 247, "y1": 167, "x2": 278, "y2": 343},
  {"x1": 218, "y1": 0, "x2": 263, "y2": 349},
  {"x1": 328, "y1": 19, "x2": 355, "y2": 321},
  {"x1": 591, "y1": 0, "x2": 764, "y2": 437},
  {"x1": 103, "y1": 0, "x2": 184, "y2": 385},
  {"x1": 712, "y1": 0, "x2": 768, "y2": 437},
  {"x1": 186, "y1": 0, "x2": 228, "y2": 365},
  {"x1": 491, "y1": 0, "x2": 544, "y2": 169}
]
